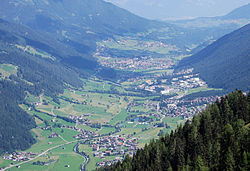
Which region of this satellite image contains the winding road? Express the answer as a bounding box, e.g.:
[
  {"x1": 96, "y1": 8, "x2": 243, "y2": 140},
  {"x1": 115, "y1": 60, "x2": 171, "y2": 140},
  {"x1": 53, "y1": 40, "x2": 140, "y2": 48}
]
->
[
  {"x1": 2, "y1": 139, "x2": 81, "y2": 171},
  {"x1": 73, "y1": 143, "x2": 89, "y2": 171}
]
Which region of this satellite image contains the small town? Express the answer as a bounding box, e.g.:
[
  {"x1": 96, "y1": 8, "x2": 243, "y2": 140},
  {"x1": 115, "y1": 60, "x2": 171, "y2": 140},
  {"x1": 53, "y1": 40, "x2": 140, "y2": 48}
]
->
[{"x1": 97, "y1": 56, "x2": 173, "y2": 71}]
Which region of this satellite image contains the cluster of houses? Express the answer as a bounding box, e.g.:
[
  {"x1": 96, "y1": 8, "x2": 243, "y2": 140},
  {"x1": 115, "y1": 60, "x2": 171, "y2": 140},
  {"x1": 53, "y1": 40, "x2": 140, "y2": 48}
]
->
[
  {"x1": 60, "y1": 124, "x2": 99, "y2": 138},
  {"x1": 48, "y1": 132, "x2": 59, "y2": 138},
  {"x1": 96, "y1": 157, "x2": 123, "y2": 167},
  {"x1": 88, "y1": 135, "x2": 138, "y2": 160},
  {"x1": 137, "y1": 72, "x2": 207, "y2": 95},
  {"x1": 161, "y1": 96, "x2": 219, "y2": 118},
  {"x1": 96, "y1": 150, "x2": 134, "y2": 167},
  {"x1": 171, "y1": 74, "x2": 207, "y2": 90},
  {"x1": 68, "y1": 115, "x2": 90, "y2": 124},
  {"x1": 127, "y1": 101, "x2": 158, "y2": 113},
  {"x1": 73, "y1": 130, "x2": 99, "y2": 139},
  {"x1": 3, "y1": 152, "x2": 37, "y2": 162},
  {"x1": 97, "y1": 49, "x2": 173, "y2": 71}
]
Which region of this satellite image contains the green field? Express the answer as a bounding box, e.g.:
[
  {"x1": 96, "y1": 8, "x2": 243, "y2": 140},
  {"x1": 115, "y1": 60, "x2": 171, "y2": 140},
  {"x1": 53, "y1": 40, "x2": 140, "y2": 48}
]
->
[
  {"x1": 98, "y1": 37, "x2": 179, "y2": 55},
  {"x1": 0, "y1": 63, "x2": 18, "y2": 78},
  {"x1": 178, "y1": 87, "x2": 223, "y2": 96},
  {"x1": 78, "y1": 144, "x2": 97, "y2": 170},
  {"x1": 0, "y1": 158, "x2": 20, "y2": 169},
  {"x1": 109, "y1": 109, "x2": 129, "y2": 125},
  {"x1": 10, "y1": 143, "x2": 84, "y2": 171},
  {"x1": 98, "y1": 127, "x2": 116, "y2": 135},
  {"x1": 162, "y1": 117, "x2": 184, "y2": 130},
  {"x1": 16, "y1": 45, "x2": 56, "y2": 61}
]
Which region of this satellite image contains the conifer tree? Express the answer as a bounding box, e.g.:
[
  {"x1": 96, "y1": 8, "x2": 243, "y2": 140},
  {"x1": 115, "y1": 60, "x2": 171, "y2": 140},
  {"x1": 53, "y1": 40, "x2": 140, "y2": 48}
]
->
[{"x1": 98, "y1": 90, "x2": 250, "y2": 171}]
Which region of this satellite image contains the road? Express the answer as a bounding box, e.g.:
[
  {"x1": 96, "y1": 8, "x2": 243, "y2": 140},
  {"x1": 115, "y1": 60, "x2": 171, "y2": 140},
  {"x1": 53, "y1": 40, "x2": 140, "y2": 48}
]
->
[
  {"x1": 58, "y1": 135, "x2": 69, "y2": 143},
  {"x1": 2, "y1": 140, "x2": 81, "y2": 171},
  {"x1": 73, "y1": 143, "x2": 89, "y2": 171}
]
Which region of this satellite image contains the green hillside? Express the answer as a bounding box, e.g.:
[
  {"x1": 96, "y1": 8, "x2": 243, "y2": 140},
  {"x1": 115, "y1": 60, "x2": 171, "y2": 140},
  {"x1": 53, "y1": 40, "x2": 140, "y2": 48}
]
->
[
  {"x1": 0, "y1": 19, "x2": 84, "y2": 154},
  {"x1": 177, "y1": 24, "x2": 250, "y2": 92},
  {"x1": 101, "y1": 90, "x2": 250, "y2": 171},
  {"x1": 0, "y1": 80, "x2": 36, "y2": 154}
]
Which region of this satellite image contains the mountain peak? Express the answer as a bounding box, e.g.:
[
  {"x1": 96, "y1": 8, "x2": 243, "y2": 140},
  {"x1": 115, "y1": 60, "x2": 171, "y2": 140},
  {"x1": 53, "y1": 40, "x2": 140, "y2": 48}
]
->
[{"x1": 223, "y1": 3, "x2": 250, "y2": 19}]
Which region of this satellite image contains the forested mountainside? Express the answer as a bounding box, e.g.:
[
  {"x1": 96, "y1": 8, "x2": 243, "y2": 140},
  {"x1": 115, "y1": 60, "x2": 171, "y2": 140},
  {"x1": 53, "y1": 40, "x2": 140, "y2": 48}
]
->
[
  {"x1": 0, "y1": 0, "x2": 232, "y2": 59},
  {"x1": 0, "y1": 0, "x2": 167, "y2": 59},
  {"x1": 0, "y1": 19, "x2": 84, "y2": 154},
  {"x1": 177, "y1": 24, "x2": 250, "y2": 92},
  {"x1": 0, "y1": 80, "x2": 36, "y2": 154},
  {"x1": 0, "y1": 19, "x2": 84, "y2": 97},
  {"x1": 0, "y1": 0, "x2": 164, "y2": 36},
  {"x1": 100, "y1": 90, "x2": 250, "y2": 171}
]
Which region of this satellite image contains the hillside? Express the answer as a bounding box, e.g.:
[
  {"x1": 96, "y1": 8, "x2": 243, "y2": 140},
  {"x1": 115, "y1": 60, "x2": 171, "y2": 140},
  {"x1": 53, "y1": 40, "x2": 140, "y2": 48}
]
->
[
  {"x1": 0, "y1": 19, "x2": 89, "y2": 154},
  {"x1": 171, "y1": 3, "x2": 250, "y2": 29},
  {"x1": 177, "y1": 24, "x2": 250, "y2": 92},
  {"x1": 0, "y1": 0, "x2": 164, "y2": 35},
  {"x1": 100, "y1": 90, "x2": 250, "y2": 171},
  {"x1": 222, "y1": 3, "x2": 250, "y2": 19},
  {"x1": 0, "y1": 0, "x2": 167, "y2": 58},
  {"x1": 0, "y1": 80, "x2": 36, "y2": 154}
]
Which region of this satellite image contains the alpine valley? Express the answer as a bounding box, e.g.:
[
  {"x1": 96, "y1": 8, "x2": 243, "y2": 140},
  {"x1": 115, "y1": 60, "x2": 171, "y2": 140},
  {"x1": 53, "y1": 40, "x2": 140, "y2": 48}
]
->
[{"x1": 0, "y1": 0, "x2": 249, "y2": 171}]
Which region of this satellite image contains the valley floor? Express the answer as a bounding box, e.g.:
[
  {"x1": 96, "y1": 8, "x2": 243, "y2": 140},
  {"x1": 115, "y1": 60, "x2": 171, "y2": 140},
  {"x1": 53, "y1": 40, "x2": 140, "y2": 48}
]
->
[{"x1": 0, "y1": 34, "x2": 224, "y2": 171}]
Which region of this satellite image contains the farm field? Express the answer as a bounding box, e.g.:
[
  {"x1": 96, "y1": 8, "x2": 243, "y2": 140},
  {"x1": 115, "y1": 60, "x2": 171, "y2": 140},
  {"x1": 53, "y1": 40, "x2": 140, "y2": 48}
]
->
[{"x1": 9, "y1": 143, "x2": 84, "y2": 171}]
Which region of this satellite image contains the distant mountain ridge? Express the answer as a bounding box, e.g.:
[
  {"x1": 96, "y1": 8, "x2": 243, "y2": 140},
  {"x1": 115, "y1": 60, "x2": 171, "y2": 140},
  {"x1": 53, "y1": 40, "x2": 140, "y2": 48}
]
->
[
  {"x1": 0, "y1": 0, "x2": 169, "y2": 70},
  {"x1": 177, "y1": 23, "x2": 250, "y2": 92},
  {"x1": 222, "y1": 3, "x2": 250, "y2": 19},
  {"x1": 170, "y1": 3, "x2": 250, "y2": 29},
  {"x1": 0, "y1": 0, "x2": 166, "y2": 40}
]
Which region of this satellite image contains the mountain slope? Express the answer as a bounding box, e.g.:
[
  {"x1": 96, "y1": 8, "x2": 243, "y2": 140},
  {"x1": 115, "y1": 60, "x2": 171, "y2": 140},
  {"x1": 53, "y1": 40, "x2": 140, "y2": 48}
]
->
[
  {"x1": 0, "y1": 0, "x2": 166, "y2": 54},
  {"x1": 222, "y1": 3, "x2": 250, "y2": 19},
  {"x1": 100, "y1": 90, "x2": 250, "y2": 171},
  {"x1": 0, "y1": 19, "x2": 86, "y2": 154},
  {"x1": 0, "y1": 80, "x2": 36, "y2": 154},
  {"x1": 0, "y1": 0, "x2": 170, "y2": 70},
  {"x1": 0, "y1": 0, "x2": 163, "y2": 35},
  {"x1": 177, "y1": 24, "x2": 250, "y2": 92},
  {"x1": 171, "y1": 3, "x2": 250, "y2": 29}
]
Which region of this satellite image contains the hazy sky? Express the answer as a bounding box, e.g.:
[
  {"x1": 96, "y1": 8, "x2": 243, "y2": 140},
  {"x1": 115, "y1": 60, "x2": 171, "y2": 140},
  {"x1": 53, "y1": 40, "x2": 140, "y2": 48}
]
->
[{"x1": 105, "y1": 0, "x2": 250, "y2": 20}]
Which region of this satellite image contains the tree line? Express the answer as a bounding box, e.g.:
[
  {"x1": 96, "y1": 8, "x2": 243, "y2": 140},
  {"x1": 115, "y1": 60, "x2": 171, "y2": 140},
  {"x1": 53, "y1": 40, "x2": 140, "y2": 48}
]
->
[{"x1": 98, "y1": 90, "x2": 250, "y2": 171}]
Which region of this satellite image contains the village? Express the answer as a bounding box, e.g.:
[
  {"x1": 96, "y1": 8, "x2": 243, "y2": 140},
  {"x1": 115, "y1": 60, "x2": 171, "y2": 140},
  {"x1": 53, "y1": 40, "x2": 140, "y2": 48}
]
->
[
  {"x1": 97, "y1": 56, "x2": 173, "y2": 71},
  {"x1": 3, "y1": 152, "x2": 37, "y2": 162},
  {"x1": 160, "y1": 95, "x2": 219, "y2": 118},
  {"x1": 134, "y1": 68, "x2": 220, "y2": 118}
]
